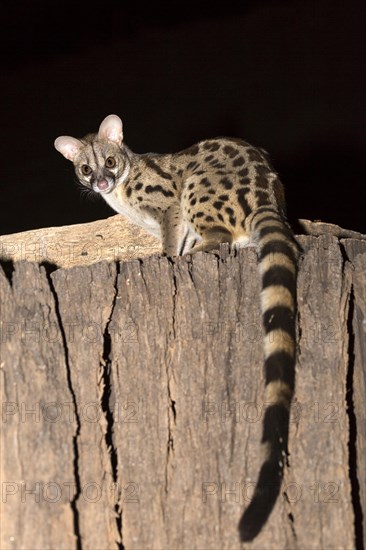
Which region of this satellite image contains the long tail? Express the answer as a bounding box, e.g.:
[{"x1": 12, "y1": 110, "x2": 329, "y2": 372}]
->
[{"x1": 239, "y1": 206, "x2": 298, "y2": 542}]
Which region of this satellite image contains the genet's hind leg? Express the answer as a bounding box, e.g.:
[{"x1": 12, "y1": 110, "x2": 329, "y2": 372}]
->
[{"x1": 186, "y1": 227, "x2": 233, "y2": 254}]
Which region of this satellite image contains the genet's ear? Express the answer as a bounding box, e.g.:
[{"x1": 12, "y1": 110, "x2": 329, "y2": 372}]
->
[
  {"x1": 54, "y1": 136, "x2": 84, "y2": 161},
  {"x1": 98, "y1": 114, "x2": 123, "y2": 145}
]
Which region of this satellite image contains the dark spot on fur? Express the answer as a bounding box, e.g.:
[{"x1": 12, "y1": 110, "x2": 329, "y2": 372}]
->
[
  {"x1": 224, "y1": 145, "x2": 239, "y2": 158},
  {"x1": 220, "y1": 177, "x2": 233, "y2": 189},
  {"x1": 135, "y1": 182, "x2": 143, "y2": 191},
  {"x1": 256, "y1": 164, "x2": 271, "y2": 176},
  {"x1": 145, "y1": 157, "x2": 172, "y2": 180},
  {"x1": 238, "y1": 168, "x2": 249, "y2": 178},
  {"x1": 213, "y1": 201, "x2": 224, "y2": 210},
  {"x1": 247, "y1": 148, "x2": 264, "y2": 162},
  {"x1": 200, "y1": 177, "x2": 212, "y2": 188},
  {"x1": 199, "y1": 196, "x2": 210, "y2": 203},
  {"x1": 256, "y1": 175, "x2": 268, "y2": 189},
  {"x1": 256, "y1": 190, "x2": 270, "y2": 205},
  {"x1": 233, "y1": 156, "x2": 245, "y2": 167},
  {"x1": 203, "y1": 141, "x2": 220, "y2": 152},
  {"x1": 145, "y1": 184, "x2": 174, "y2": 197},
  {"x1": 181, "y1": 144, "x2": 199, "y2": 156},
  {"x1": 237, "y1": 188, "x2": 252, "y2": 217},
  {"x1": 210, "y1": 161, "x2": 225, "y2": 169},
  {"x1": 188, "y1": 161, "x2": 199, "y2": 171}
]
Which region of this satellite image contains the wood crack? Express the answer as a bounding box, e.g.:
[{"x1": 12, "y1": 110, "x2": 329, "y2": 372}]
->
[
  {"x1": 345, "y1": 281, "x2": 364, "y2": 550},
  {"x1": 99, "y1": 262, "x2": 124, "y2": 549},
  {"x1": 46, "y1": 266, "x2": 82, "y2": 550},
  {"x1": 283, "y1": 490, "x2": 298, "y2": 545},
  {"x1": 165, "y1": 258, "x2": 177, "y2": 494},
  {"x1": 340, "y1": 240, "x2": 365, "y2": 550}
]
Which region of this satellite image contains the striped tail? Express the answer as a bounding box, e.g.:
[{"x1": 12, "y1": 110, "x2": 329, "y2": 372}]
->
[{"x1": 239, "y1": 207, "x2": 298, "y2": 542}]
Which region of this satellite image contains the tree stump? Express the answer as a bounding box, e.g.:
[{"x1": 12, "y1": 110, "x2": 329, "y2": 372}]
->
[{"x1": 1, "y1": 233, "x2": 365, "y2": 549}]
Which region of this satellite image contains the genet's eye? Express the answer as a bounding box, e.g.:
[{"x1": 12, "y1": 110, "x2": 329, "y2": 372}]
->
[
  {"x1": 105, "y1": 156, "x2": 116, "y2": 169},
  {"x1": 81, "y1": 164, "x2": 92, "y2": 176}
]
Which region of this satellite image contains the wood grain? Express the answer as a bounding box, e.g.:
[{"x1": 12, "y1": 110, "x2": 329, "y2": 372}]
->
[{"x1": 1, "y1": 235, "x2": 365, "y2": 549}]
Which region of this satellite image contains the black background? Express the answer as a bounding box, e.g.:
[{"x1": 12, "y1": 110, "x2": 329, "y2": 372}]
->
[{"x1": 2, "y1": 0, "x2": 365, "y2": 236}]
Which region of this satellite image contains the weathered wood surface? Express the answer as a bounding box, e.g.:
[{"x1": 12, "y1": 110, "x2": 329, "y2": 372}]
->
[
  {"x1": 299, "y1": 219, "x2": 366, "y2": 240},
  {"x1": 1, "y1": 235, "x2": 365, "y2": 550},
  {"x1": 1, "y1": 213, "x2": 363, "y2": 271},
  {"x1": 0, "y1": 214, "x2": 161, "y2": 269}
]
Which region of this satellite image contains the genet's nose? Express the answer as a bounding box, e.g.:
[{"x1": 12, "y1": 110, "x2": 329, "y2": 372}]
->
[{"x1": 97, "y1": 179, "x2": 109, "y2": 191}]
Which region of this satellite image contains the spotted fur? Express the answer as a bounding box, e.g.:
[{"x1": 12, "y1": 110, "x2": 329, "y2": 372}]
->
[{"x1": 55, "y1": 114, "x2": 299, "y2": 542}]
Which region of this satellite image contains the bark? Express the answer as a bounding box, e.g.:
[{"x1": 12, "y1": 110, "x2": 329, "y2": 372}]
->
[{"x1": 0, "y1": 231, "x2": 365, "y2": 550}]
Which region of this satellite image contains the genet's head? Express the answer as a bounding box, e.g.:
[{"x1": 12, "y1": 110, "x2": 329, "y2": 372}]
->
[{"x1": 54, "y1": 114, "x2": 129, "y2": 194}]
